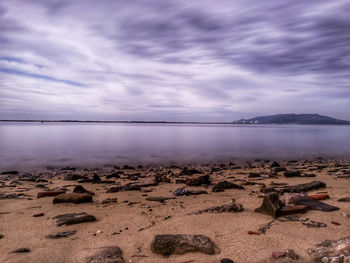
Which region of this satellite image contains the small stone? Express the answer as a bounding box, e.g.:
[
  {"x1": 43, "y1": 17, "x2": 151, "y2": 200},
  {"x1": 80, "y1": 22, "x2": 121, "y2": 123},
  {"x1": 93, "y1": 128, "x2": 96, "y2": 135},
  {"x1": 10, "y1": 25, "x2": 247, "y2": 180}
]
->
[
  {"x1": 247, "y1": 231, "x2": 260, "y2": 235},
  {"x1": 12, "y1": 248, "x2": 30, "y2": 253},
  {"x1": 46, "y1": 230, "x2": 76, "y2": 239},
  {"x1": 37, "y1": 190, "x2": 65, "y2": 198},
  {"x1": 220, "y1": 258, "x2": 234, "y2": 263},
  {"x1": 85, "y1": 246, "x2": 124, "y2": 263},
  {"x1": 73, "y1": 185, "x2": 94, "y2": 195},
  {"x1": 102, "y1": 198, "x2": 118, "y2": 205},
  {"x1": 212, "y1": 181, "x2": 244, "y2": 192},
  {"x1": 33, "y1": 213, "x2": 45, "y2": 217},
  {"x1": 284, "y1": 171, "x2": 301, "y2": 177},
  {"x1": 53, "y1": 213, "x2": 96, "y2": 226}
]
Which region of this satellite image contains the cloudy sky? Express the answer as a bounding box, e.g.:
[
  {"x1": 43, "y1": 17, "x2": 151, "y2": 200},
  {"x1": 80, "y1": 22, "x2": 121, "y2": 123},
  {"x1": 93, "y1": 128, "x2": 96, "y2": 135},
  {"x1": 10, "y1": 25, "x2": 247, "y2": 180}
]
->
[{"x1": 0, "y1": 0, "x2": 349, "y2": 121}]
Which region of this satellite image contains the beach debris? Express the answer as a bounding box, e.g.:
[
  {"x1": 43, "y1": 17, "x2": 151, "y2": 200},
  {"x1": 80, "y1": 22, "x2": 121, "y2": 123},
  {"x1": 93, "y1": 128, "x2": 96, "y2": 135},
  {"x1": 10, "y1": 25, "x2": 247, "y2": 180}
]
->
[
  {"x1": 262, "y1": 181, "x2": 326, "y2": 194},
  {"x1": 102, "y1": 198, "x2": 118, "y2": 205},
  {"x1": 73, "y1": 185, "x2": 94, "y2": 195},
  {"x1": 294, "y1": 199, "x2": 339, "y2": 212},
  {"x1": 46, "y1": 230, "x2": 77, "y2": 239},
  {"x1": 33, "y1": 213, "x2": 44, "y2": 217},
  {"x1": 308, "y1": 194, "x2": 329, "y2": 200},
  {"x1": 12, "y1": 248, "x2": 30, "y2": 253},
  {"x1": 212, "y1": 181, "x2": 245, "y2": 192},
  {"x1": 37, "y1": 190, "x2": 65, "y2": 198},
  {"x1": 338, "y1": 196, "x2": 350, "y2": 202},
  {"x1": 280, "y1": 205, "x2": 309, "y2": 216},
  {"x1": 145, "y1": 196, "x2": 173, "y2": 203},
  {"x1": 53, "y1": 212, "x2": 96, "y2": 226},
  {"x1": 53, "y1": 193, "x2": 93, "y2": 204},
  {"x1": 151, "y1": 234, "x2": 219, "y2": 256},
  {"x1": 85, "y1": 246, "x2": 124, "y2": 263},
  {"x1": 186, "y1": 174, "x2": 210, "y2": 186},
  {"x1": 255, "y1": 193, "x2": 283, "y2": 218},
  {"x1": 191, "y1": 202, "x2": 243, "y2": 215},
  {"x1": 272, "y1": 249, "x2": 299, "y2": 260},
  {"x1": 220, "y1": 258, "x2": 234, "y2": 263},
  {"x1": 179, "y1": 167, "x2": 203, "y2": 176},
  {"x1": 307, "y1": 235, "x2": 350, "y2": 262}
]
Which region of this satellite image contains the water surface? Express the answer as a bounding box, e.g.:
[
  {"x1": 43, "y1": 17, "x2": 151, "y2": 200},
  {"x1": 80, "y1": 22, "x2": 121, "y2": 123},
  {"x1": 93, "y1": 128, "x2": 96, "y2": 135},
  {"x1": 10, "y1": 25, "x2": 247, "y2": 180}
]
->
[{"x1": 1, "y1": 122, "x2": 350, "y2": 170}]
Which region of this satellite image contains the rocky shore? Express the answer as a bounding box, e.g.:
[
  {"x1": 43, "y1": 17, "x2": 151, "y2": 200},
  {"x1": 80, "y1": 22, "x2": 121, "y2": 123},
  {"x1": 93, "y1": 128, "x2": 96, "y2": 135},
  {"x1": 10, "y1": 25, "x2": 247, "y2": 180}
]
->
[{"x1": 0, "y1": 159, "x2": 350, "y2": 263}]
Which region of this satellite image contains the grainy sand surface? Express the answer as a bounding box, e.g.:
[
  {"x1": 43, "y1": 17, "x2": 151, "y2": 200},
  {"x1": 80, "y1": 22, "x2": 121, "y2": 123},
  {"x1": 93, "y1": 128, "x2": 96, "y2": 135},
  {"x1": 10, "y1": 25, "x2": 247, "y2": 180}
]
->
[{"x1": 0, "y1": 159, "x2": 349, "y2": 263}]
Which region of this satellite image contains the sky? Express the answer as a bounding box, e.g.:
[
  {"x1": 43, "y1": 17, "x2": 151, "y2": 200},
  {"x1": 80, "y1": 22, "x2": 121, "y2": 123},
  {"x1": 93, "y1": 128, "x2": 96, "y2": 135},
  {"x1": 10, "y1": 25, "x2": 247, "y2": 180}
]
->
[{"x1": 0, "y1": 0, "x2": 349, "y2": 121}]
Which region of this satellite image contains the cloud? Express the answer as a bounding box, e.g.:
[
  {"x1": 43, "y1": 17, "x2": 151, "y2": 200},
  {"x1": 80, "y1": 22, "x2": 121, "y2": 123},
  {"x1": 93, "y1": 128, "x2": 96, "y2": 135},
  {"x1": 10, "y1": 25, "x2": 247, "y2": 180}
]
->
[{"x1": 0, "y1": 0, "x2": 349, "y2": 121}]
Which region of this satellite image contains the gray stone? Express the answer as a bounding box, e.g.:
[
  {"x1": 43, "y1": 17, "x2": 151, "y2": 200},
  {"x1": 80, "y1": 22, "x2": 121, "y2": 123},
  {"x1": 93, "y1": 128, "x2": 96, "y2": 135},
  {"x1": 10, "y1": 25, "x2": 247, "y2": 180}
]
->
[{"x1": 85, "y1": 246, "x2": 124, "y2": 263}]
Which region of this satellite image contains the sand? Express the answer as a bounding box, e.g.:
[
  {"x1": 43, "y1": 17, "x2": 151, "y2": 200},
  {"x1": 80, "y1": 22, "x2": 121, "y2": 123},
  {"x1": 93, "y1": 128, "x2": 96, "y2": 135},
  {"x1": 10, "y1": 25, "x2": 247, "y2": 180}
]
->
[{"x1": 0, "y1": 159, "x2": 349, "y2": 263}]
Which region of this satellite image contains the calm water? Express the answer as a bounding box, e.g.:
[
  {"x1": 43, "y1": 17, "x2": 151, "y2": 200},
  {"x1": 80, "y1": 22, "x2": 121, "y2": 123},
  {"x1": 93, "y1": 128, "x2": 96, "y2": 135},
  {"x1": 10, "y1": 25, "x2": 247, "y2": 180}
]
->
[{"x1": 1, "y1": 122, "x2": 350, "y2": 170}]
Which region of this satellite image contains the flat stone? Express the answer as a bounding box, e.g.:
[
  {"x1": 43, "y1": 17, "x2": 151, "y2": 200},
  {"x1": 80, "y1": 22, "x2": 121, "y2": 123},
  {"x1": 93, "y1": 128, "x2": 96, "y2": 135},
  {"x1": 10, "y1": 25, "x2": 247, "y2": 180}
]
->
[
  {"x1": 37, "y1": 190, "x2": 65, "y2": 198},
  {"x1": 212, "y1": 181, "x2": 245, "y2": 192},
  {"x1": 280, "y1": 205, "x2": 309, "y2": 216},
  {"x1": 220, "y1": 259, "x2": 234, "y2": 263},
  {"x1": 73, "y1": 185, "x2": 94, "y2": 195},
  {"x1": 64, "y1": 174, "x2": 87, "y2": 181},
  {"x1": 284, "y1": 171, "x2": 301, "y2": 177},
  {"x1": 294, "y1": 199, "x2": 339, "y2": 212},
  {"x1": 53, "y1": 212, "x2": 96, "y2": 226},
  {"x1": 145, "y1": 196, "x2": 173, "y2": 202},
  {"x1": 85, "y1": 246, "x2": 124, "y2": 263},
  {"x1": 263, "y1": 181, "x2": 326, "y2": 194},
  {"x1": 107, "y1": 184, "x2": 141, "y2": 193},
  {"x1": 33, "y1": 213, "x2": 45, "y2": 217},
  {"x1": 53, "y1": 193, "x2": 93, "y2": 204},
  {"x1": 102, "y1": 198, "x2": 118, "y2": 204},
  {"x1": 12, "y1": 248, "x2": 30, "y2": 253},
  {"x1": 338, "y1": 196, "x2": 350, "y2": 202},
  {"x1": 179, "y1": 167, "x2": 203, "y2": 176},
  {"x1": 255, "y1": 193, "x2": 283, "y2": 218},
  {"x1": 46, "y1": 230, "x2": 76, "y2": 239},
  {"x1": 151, "y1": 234, "x2": 219, "y2": 256},
  {"x1": 186, "y1": 175, "x2": 211, "y2": 186},
  {"x1": 194, "y1": 202, "x2": 243, "y2": 214}
]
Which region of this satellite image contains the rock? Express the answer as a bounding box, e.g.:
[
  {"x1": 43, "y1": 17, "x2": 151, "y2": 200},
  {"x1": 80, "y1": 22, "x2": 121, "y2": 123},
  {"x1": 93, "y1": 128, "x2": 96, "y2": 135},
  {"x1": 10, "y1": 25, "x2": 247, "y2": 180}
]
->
[
  {"x1": 146, "y1": 196, "x2": 173, "y2": 202},
  {"x1": 61, "y1": 167, "x2": 76, "y2": 171},
  {"x1": 53, "y1": 193, "x2": 93, "y2": 204},
  {"x1": 220, "y1": 259, "x2": 234, "y2": 263},
  {"x1": 337, "y1": 174, "x2": 350, "y2": 179},
  {"x1": 73, "y1": 185, "x2": 94, "y2": 195},
  {"x1": 280, "y1": 205, "x2": 309, "y2": 216},
  {"x1": 105, "y1": 171, "x2": 123, "y2": 179},
  {"x1": 255, "y1": 193, "x2": 283, "y2": 218},
  {"x1": 151, "y1": 234, "x2": 219, "y2": 256},
  {"x1": 0, "y1": 193, "x2": 20, "y2": 200},
  {"x1": 212, "y1": 181, "x2": 245, "y2": 192},
  {"x1": 189, "y1": 190, "x2": 208, "y2": 195},
  {"x1": 309, "y1": 194, "x2": 329, "y2": 200},
  {"x1": 284, "y1": 171, "x2": 301, "y2": 177},
  {"x1": 64, "y1": 174, "x2": 87, "y2": 181},
  {"x1": 85, "y1": 246, "x2": 124, "y2": 263},
  {"x1": 194, "y1": 202, "x2": 243, "y2": 214},
  {"x1": 33, "y1": 213, "x2": 45, "y2": 217},
  {"x1": 270, "y1": 161, "x2": 280, "y2": 168},
  {"x1": 262, "y1": 181, "x2": 326, "y2": 194},
  {"x1": 154, "y1": 173, "x2": 170, "y2": 183},
  {"x1": 92, "y1": 174, "x2": 101, "y2": 182},
  {"x1": 307, "y1": 236, "x2": 350, "y2": 262},
  {"x1": 0, "y1": 234, "x2": 3, "y2": 239},
  {"x1": 12, "y1": 248, "x2": 30, "y2": 253},
  {"x1": 186, "y1": 175, "x2": 210, "y2": 186},
  {"x1": 107, "y1": 184, "x2": 141, "y2": 193},
  {"x1": 173, "y1": 188, "x2": 208, "y2": 196},
  {"x1": 46, "y1": 230, "x2": 76, "y2": 239},
  {"x1": 248, "y1": 173, "x2": 260, "y2": 178},
  {"x1": 102, "y1": 198, "x2": 118, "y2": 204},
  {"x1": 1, "y1": 170, "x2": 18, "y2": 175},
  {"x1": 294, "y1": 199, "x2": 339, "y2": 212},
  {"x1": 179, "y1": 167, "x2": 203, "y2": 176},
  {"x1": 272, "y1": 167, "x2": 287, "y2": 173},
  {"x1": 122, "y1": 165, "x2": 135, "y2": 170},
  {"x1": 37, "y1": 190, "x2": 66, "y2": 198},
  {"x1": 272, "y1": 249, "x2": 299, "y2": 260},
  {"x1": 248, "y1": 231, "x2": 261, "y2": 235},
  {"x1": 53, "y1": 213, "x2": 96, "y2": 226},
  {"x1": 283, "y1": 193, "x2": 308, "y2": 206},
  {"x1": 338, "y1": 196, "x2": 350, "y2": 202}
]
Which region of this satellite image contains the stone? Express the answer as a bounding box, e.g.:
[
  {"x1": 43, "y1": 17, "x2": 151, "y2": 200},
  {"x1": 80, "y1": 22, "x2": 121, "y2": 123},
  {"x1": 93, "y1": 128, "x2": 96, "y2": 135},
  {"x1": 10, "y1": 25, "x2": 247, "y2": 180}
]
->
[
  {"x1": 272, "y1": 249, "x2": 299, "y2": 260},
  {"x1": 33, "y1": 213, "x2": 45, "y2": 217},
  {"x1": 248, "y1": 173, "x2": 260, "y2": 178},
  {"x1": 85, "y1": 246, "x2": 124, "y2": 263},
  {"x1": 284, "y1": 171, "x2": 301, "y2": 177},
  {"x1": 179, "y1": 167, "x2": 203, "y2": 176},
  {"x1": 64, "y1": 174, "x2": 87, "y2": 181},
  {"x1": 307, "y1": 236, "x2": 350, "y2": 262},
  {"x1": 248, "y1": 231, "x2": 261, "y2": 235},
  {"x1": 337, "y1": 174, "x2": 350, "y2": 179},
  {"x1": 262, "y1": 181, "x2": 326, "y2": 194},
  {"x1": 194, "y1": 202, "x2": 243, "y2": 214},
  {"x1": 12, "y1": 248, "x2": 30, "y2": 253},
  {"x1": 1, "y1": 170, "x2": 18, "y2": 175},
  {"x1": 212, "y1": 181, "x2": 245, "y2": 192},
  {"x1": 220, "y1": 259, "x2": 234, "y2": 263},
  {"x1": 151, "y1": 234, "x2": 219, "y2": 256},
  {"x1": 283, "y1": 193, "x2": 308, "y2": 206},
  {"x1": 53, "y1": 193, "x2": 93, "y2": 204},
  {"x1": 280, "y1": 205, "x2": 309, "y2": 216},
  {"x1": 53, "y1": 213, "x2": 96, "y2": 226},
  {"x1": 173, "y1": 188, "x2": 208, "y2": 196},
  {"x1": 309, "y1": 194, "x2": 329, "y2": 200},
  {"x1": 46, "y1": 230, "x2": 76, "y2": 239},
  {"x1": 255, "y1": 193, "x2": 283, "y2": 218},
  {"x1": 37, "y1": 190, "x2": 65, "y2": 198},
  {"x1": 122, "y1": 165, "x2": 135, "y2": 170},
  {"x1": 145, "y1": 196, "x2": 173, "y2": 202},
  {"x1": 186, "y1": 175, "x2": 210, "y2": 186},
  {"x1": 294, "y1": 199, "x2": 339, "y2": 212},
  {"x1": 73, "y1": 185, "x2": 94, "y2": 195},
  {"x1": 338, "y1": 196, "x2": 350, "y2": 202},
  {"x1": 270, "y1": 161, "x2": 280, "y2": 168},
  {"x1": 102, "y1": 198, "x2": 118, "y2": 204},
  {"x1": 107, "y1": 184, "x2": 141, "y2": 193},
  {"x1": 272, "y1": 167, "x2": 287, "y2": 173}
]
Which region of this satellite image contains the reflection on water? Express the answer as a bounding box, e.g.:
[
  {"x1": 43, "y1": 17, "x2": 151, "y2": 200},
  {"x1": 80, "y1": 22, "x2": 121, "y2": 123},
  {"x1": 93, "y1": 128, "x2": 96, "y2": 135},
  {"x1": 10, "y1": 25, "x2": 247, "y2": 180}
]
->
[{"x1": 1, "y1": 122, "x2": 350, "y2": 170}]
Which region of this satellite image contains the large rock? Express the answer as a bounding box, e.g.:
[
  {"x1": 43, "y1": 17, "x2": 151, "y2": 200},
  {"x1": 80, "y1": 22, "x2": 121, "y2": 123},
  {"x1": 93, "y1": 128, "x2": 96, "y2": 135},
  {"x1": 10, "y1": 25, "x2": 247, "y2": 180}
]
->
[
  {"x1": 294, "y1": 199, "x2": 339, "y2": 212},
  {"x1": 212, "y1": 181, "x2": 245, "y2": 192},
  {"x1": 255, "y1": 193, "x2": 283, "y2": 218},
  {"x1": 307, "y1": 236, "x2": 350, "y2": 262},
  {"x1": 151, "y1": 234, "x2": 219, "y2": 256},
  {"x1": 186, "y1": 174, "x2": 210, "y2": 186},
  {"x1": 85, "y1": 246, "x2": 124, "y2": 263},
  {"x1": 262, "y1": 181, "x2": 326, "y2": 194},
  {"x1": 53, "y1": 193, "x2": 93, "y2": 204},
  {"x1": 53, "y1": 213, "x2": 96, "y2": 226}
]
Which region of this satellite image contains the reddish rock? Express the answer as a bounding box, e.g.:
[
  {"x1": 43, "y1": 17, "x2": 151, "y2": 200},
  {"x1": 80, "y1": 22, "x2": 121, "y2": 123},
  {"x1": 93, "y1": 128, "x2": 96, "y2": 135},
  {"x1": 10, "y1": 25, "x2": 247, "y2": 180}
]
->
[{"x1": 37, "y1": 190, "x2": 65, "y2": 198}]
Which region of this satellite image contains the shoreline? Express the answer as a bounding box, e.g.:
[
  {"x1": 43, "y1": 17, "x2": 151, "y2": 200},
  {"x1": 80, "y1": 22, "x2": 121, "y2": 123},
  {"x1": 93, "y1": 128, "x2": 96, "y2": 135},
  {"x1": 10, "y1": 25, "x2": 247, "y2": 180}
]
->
[{"x1": 1, "y1": 158, "x2": 350, "y2": 262}]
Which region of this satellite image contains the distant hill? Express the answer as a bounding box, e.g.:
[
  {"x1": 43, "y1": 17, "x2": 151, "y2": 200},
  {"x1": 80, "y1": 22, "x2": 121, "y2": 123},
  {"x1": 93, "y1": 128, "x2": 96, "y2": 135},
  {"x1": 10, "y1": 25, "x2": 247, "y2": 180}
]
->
[{"x1": 234, "y1": 114, "x2": 350, "y2": 125}]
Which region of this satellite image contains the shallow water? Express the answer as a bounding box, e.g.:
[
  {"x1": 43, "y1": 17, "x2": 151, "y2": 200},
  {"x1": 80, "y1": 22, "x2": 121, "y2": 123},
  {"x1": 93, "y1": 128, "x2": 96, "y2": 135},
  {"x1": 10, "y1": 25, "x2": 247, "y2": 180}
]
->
[{"x1": 1, "y1": 122, "x2": 350, "y2": 170}]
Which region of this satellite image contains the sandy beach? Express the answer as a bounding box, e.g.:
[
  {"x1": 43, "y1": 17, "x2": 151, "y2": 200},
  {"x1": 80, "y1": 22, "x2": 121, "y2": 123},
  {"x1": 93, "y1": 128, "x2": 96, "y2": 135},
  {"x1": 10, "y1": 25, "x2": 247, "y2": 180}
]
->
[{"x1": 0, "y1": 159, "x2": 349, "y2": 263}]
